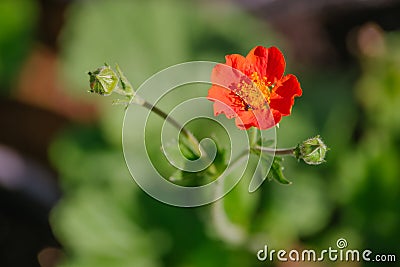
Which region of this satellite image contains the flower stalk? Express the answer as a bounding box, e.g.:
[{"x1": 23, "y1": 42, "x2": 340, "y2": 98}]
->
[
  {"x1": 252, "y1": 146, "x2": 295, "y2": 156},
  {"x1": 141, "y1": 101, "x2": 201, "y2": 155},
  {"x1": 251, "y1": 136, "x2": 328, "y2": 165}
]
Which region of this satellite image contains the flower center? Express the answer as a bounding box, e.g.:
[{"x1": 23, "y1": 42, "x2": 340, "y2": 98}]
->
[
  {"x1": 232, "y1": 72, "x2": 272, "y2": 110},
  {"x1": 250, "y1": 72, "x2": 273, "y2": 100}
]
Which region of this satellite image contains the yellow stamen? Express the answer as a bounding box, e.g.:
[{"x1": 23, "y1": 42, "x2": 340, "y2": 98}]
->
[
  {"x1": 233, "y1": 72, "x2": 272, "y2": 110},
  {"x1": 250, "y1": 72, "x2": 272, "y2": 101}
]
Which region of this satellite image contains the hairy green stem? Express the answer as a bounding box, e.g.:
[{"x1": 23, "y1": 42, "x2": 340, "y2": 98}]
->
[
  {"x1": 141, "y1": 99, "x2": 218, "y2": 174},
  {"x1": 142, "y1": 101, "x2": 200, "y2": 152},
  {"x1": 253, "y1": 145, "x2": 296, "y2": 156}
]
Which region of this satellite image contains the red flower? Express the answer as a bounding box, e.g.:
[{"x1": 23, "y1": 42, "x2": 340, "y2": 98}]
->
[{"x1": 207, "y1": 46, "x2": 302, "y2": 130}]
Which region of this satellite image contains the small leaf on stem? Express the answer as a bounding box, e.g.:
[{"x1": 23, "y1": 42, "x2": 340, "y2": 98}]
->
[{"x1": 267, "y1": 157, "x2": 292, "y2": 185}]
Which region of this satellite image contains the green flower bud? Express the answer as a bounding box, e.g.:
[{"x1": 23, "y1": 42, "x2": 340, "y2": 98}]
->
[
  {"x1": 295, "y1": 135, "x2": 328, "y2": 165},
  {"x1": 88, "y1": 65, "x2": 119, "y2": 96}
]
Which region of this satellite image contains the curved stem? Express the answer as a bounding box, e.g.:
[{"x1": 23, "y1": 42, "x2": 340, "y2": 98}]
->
[
  {"x1": 141, "y1": 99, "x2": 218, "y2": 174},
  {"x1": 142, "y1": 100, "x2": 201, "y2": 155}
]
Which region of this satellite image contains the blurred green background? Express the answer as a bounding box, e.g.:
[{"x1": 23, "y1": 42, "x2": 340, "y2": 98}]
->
[{"x1": 1, "y1": 0, "x2": 400, "y2": 266}]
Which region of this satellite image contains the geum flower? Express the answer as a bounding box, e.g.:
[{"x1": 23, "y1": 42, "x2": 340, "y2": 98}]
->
[{"x1": 207, "y1": 46, "x2": 302, "y2": 130}]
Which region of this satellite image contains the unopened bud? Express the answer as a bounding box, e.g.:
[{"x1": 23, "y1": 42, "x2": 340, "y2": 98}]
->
[
  {"x1": 88, "y1": 65, "x2": 118, "y2": 96},
  {"x1": 295, "y1": 135, "x2": 328, "y2": 165}
]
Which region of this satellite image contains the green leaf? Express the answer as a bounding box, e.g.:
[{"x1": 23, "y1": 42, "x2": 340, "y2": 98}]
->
[
  {"x1": 267, "y1": 157, "x2": 292, "y2": 185},
  {"x1": 163, "y1": 136, "x2": 227, "y2": 186},
  {"x1": 178, "y1": 134, "x2": 200, "y2": 160},
  {"x1": 115, "y1": 64, "x2": 134, "y2": 95}
]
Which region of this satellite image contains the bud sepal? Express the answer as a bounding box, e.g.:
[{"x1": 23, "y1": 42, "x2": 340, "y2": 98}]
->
[
  {"x1": 294, "y1": 135, "x2": 328, "y2": 165},
  {"x1": 88, "y1": 64, "x2": 119, "y2": 96}
]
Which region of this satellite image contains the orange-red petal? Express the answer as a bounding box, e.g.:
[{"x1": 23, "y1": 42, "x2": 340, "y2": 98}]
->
[
  {"x1": 235, "y1": 108, "x2": 275, "y2": 130},
  {"x1": 207, "y1": 85, "x2": 238, "y2": 118},
  {"x1": 210, "y1": 62, "x2": 247, "y2": 91},
  {"x1": 272, "y1": 109, "x2": 283, "y2": 125},
  {"x1": 269, "y1": 74, "x2": 302, "y2": 116},
  {"x1": 265, "y1": 47, "x2": 286, "y2": 83},
  {"x1": 225, "y1": 54, "x2": 252, "y2": 75},
  {"x1": 246, "y1": 46, "x2": 285, "y2": 84},
  {"x1": 246, "y1": 46, "x2": 268, "y2": 78}
]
